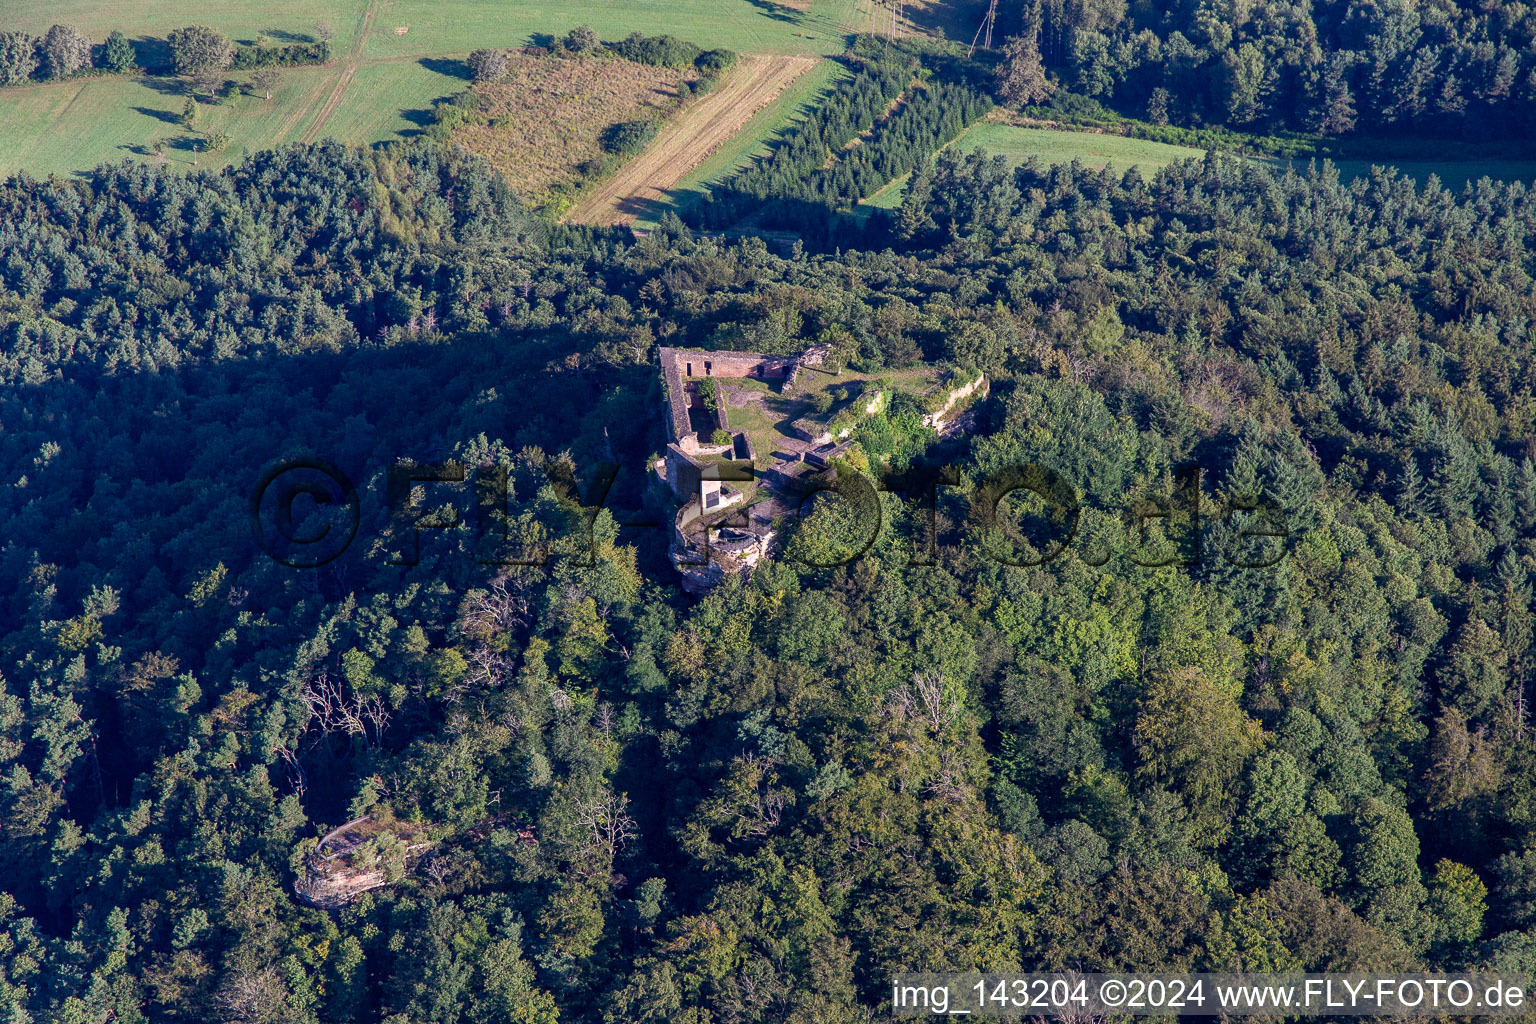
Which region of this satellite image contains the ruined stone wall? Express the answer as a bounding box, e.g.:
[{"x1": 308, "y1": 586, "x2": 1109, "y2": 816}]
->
[
  {"x1": 665, "y1": 443, "x2": 704, "y2": 501},
  {"x1": 704, "y1": 352, "x2": 795, "y2": 378},
  {"x1": 659, "y1": 348, "x2": 695, "y2": 447},
  {"x1": 661, "y1": 343, "x2": 820, "y2": 465},
  {"x1": 922, "y1": 373, "x2": 989, "y2": 429},
  {"x1": 711, "y1": 384, "x2": 731, "y2": 434},
  {"x1": 667, "y1": 347, "x2": 796, "y2": 380}
]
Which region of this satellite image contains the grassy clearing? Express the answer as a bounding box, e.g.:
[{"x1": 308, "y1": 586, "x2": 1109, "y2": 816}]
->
[
  {"x1": 633, "y1": 57, "x2": 848, "y2": 229},
  {"x1": 320, "y1": 58, "x2": 475, "y2": 149},
  {"x1": 899, "y1": 0, "x2": 989, "y2": 42},
  {"x1": 954, "y1": 122, "x2": 1206, "y2": 172},
  {"x1": 0, "y1": 68, "x2": 343, "y2": 178},
  {"x1": 0, "y1": 53, "x2": 473, "y2": 180},
  {"x1": 451, "y1": 55, "x2": 687, "y2": 208},
  {"x1": 718, "y1": 365, "x2": 938, "y2": 467},
  {"x1": 0, "y1": 0, "x2": 369, "y2": 179}
]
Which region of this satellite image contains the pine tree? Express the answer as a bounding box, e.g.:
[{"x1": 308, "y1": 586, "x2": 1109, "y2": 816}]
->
[
  {"x1": 1317, "y1": 56, "x2": 1357, "y2": 135},
  {"x1": 1516, "y1": 458, "x2": 1536, "y2": 529},
  {"x1": 1429, "y1": 433, "x2": 1479, "y2": 520},
  {"x1": 1316, "y1": 366, "x2": 1343, "y2": 407},
  {"x1": 897, "y1": 165, "x2": 936, "y2": 241},
  {"x1": 1348, "y1": 376, "x2": 1378, "y2": 427},
  {"x1": 1398, "y1": 457, "x2": 1426, "y2": 516},
  {"x1": 1488, "y1": 455, "x2": 1518, "y2": 545},
  {"x1": 101, "y1": 30, "x2": 135, "y2": 73},
  {"x1": 1437, "y1": 74, "x2": 1467, "y2": 116}
]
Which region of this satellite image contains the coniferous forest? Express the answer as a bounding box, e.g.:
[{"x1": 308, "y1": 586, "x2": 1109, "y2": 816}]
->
[
  {"x1": 1015, "y1": 0, "x2": 1536, "y2": 138},
  {"x1": 1, "y1": 14, "x2": 1536, "y2": 1024}
]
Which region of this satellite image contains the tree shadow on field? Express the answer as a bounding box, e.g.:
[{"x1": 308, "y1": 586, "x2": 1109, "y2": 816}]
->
[
  {"x1": 744, "y1": 0, "x2": 804, "y2": 25},
  {"x1": 135, "y1": 74, "x2": 191, "y2": 98},
  {"x1": 130, "y1": 36, "x2": 173, "y2": 74},
  {"x1": 393, "y1": 106, "x2": 436, "y2": 139},
  {"x1": 263, "y1": 28, "x2": 316, "y2": 43},
  {"x1": 131, "y1": 106, "x2": 184, "y2": 125},
  {"x1": 613, "y1": 194, "x2": 666, "y2": 224},
  {"x1": 419, "y1": 56, "x2": 472, "y2": 81}
]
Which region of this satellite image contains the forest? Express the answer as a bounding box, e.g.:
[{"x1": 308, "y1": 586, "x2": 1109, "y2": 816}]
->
[
  {"x1": 0, "y1": 113, "x2": 1534, "y2": 1019},
  {"x1": 2, "y1": 0, "x2": 1536, "y2": 1016},
  {"x1": 1007, "y1": 0, "x2": 1536, "y2": 138}
]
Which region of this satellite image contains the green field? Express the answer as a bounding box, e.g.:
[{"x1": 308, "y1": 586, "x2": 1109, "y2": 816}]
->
[
  {"x1": 0, "y1": 0, "x2": 885, "y2": 179},
  {"x1": 954, "y1": 122, "x2": 1208, "y2": 172},
  {"x1": 316, "y1": 58, "x2": 467, "y2": 148},
  {"x1": 0, "y1": 0, "x2": 874, "y2": 58},
  {"x1": 360, "y1": 0, "x2": 872, "y2": 59},
  {"x1": 0, "y1": 68, "x2": 341, "y2": 177}
]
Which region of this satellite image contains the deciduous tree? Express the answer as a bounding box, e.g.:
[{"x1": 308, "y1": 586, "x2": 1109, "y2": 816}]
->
[
  {"x1": 0, "y1": 31, "x2": 38, "y2": 85},
  {"x1": 467, "y1": 47, "x2": 509, "y2": 82},
  {"x1": 997, "y1": 28, "x2": 1054, "y2": 106},
  {"x1": 166, "y1": 25, "x2": 233, "y2": 76},
  {"x1": 39, "y1": 25, "x2": 92, "y2": 80}
]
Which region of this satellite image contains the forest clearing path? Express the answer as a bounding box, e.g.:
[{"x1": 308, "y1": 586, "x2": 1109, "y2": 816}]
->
[{"x1": 301, "y1": 0, "x2": 380, "y2": 145}]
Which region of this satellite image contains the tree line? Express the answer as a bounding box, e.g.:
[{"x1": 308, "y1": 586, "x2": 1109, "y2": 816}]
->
[
  {"x1": 468, "y1": 28, "x2": 737, "y2": 88},
  {"x1": 0, "y1": 22, "x2": 331, "y2": 88},
  {"x1": 0, "y1": 25, "x2": 121, "y2": 85}
]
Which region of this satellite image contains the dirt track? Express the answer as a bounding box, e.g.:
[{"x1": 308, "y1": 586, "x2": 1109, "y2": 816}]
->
[
  {"x1": 563, "y1": 54, "x2": 818, "y2": 227},
  {"x1": 301, "y1": 0, "x2": 379, "y2": 145}
]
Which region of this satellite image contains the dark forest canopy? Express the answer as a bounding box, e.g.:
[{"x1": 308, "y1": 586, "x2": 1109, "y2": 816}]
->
[
  {"x1": 1003, "y1": 0, "x2": 1536, "y2": 139},
  {"x1": 0, "y1": 138, "x2": 1535, "y2": 1022}
]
